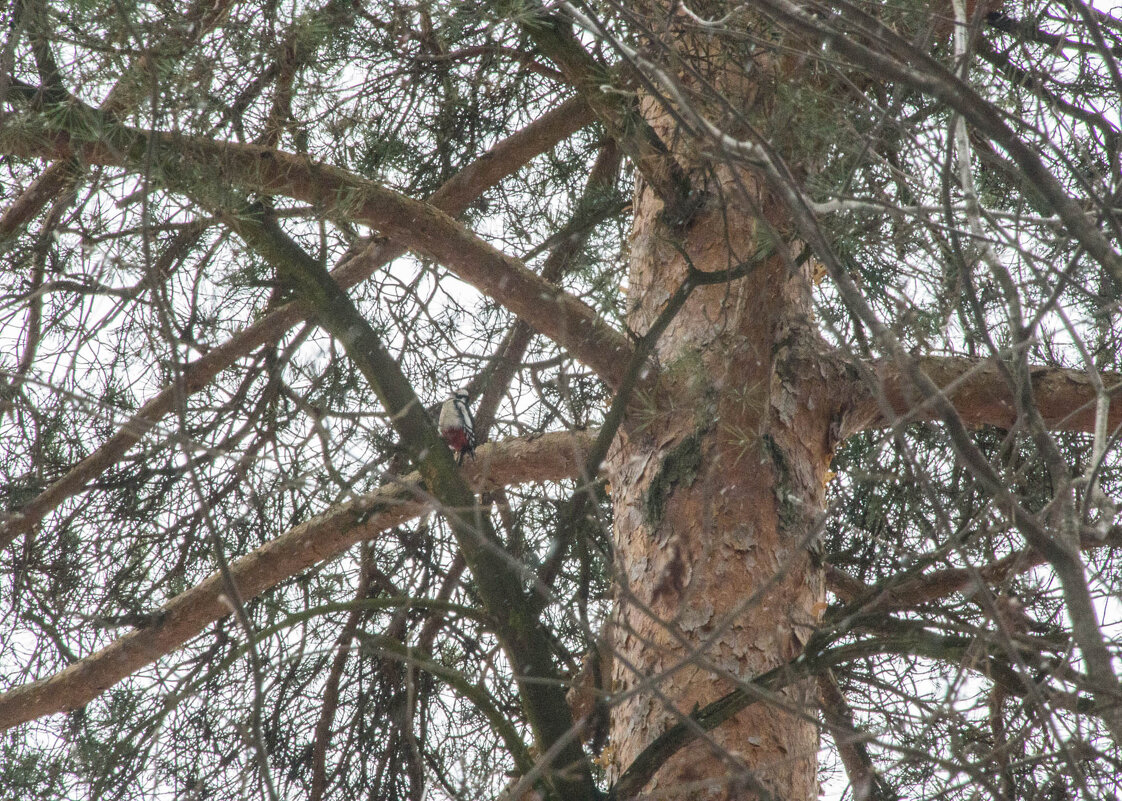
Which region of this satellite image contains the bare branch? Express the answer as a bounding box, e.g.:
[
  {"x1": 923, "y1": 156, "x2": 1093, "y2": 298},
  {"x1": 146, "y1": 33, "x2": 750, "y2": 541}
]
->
[
  {"x1": 0, "y1": 91, "x2": 634, "y2": 385},
  {"x1": 843, "y1": 355, "x2": 1122, "y2": 435}
]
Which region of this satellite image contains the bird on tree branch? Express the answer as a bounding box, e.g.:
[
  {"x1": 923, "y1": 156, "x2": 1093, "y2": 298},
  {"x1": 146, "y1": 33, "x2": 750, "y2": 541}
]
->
[{"x1": 439, "y1": 388, "x2": 476, "y2": 465}]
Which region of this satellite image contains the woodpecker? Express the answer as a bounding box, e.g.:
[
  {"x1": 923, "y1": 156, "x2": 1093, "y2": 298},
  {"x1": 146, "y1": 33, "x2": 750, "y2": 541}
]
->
[{"x1": 438, "y1": 388, "x2": 476, "y2": 465}]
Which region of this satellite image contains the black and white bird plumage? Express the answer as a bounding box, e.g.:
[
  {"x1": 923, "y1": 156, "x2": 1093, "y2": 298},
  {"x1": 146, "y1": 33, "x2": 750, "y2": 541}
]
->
[{"x1": 438, "y1": 389, "x2": 476, "y2": 465}]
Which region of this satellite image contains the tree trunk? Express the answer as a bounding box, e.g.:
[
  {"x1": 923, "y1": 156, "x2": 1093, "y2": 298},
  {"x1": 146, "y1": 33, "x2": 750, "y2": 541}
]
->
[{"x1": 606, "y1": 31, "x2": 833, "y2": 800}]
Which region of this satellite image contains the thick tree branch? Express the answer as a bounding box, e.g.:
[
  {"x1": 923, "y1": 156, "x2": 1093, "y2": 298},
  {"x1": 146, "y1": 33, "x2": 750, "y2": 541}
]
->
[
  {"x1": 0, "y1": 429, "x2": 593, "y2": 733},
  {"x1": 3, "y1": 411, "x2": 1109, "y2": 737},
  {"x1": 748, "y1": 102, "x2": 1122, "y2": 743},
  {"x1": 817, "y1": 669, "x2": 896, "y2": 801},
  {"x1": 230, "y1": 208, "x2": 596, "y2": 801},
  {"x1": 0, "y1": 89, "x2": 633, "y2": 386},
  {"x1": 0, "y1": 96, "x2": 594, "y2": 552},
  {"x1": 846, "y1": 355, "x2": 1122, "y2": 435}
]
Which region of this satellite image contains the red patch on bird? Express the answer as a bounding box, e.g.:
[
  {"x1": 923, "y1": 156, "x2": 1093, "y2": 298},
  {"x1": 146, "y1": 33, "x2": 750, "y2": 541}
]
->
[{"x1": 441, "y1": 428, "x2": 470, "y2": 453}]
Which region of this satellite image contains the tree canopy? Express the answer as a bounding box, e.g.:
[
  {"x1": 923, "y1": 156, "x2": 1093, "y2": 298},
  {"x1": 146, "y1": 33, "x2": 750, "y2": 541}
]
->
[{"x1": 1, "y1": 1, "x2": 1121, "y2": 800}]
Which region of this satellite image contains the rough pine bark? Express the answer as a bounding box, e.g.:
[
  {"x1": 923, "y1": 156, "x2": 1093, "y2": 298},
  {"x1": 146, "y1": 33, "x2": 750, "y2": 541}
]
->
[{"x1": 606, "y1": 67, "x2": 840, "y2": 801}]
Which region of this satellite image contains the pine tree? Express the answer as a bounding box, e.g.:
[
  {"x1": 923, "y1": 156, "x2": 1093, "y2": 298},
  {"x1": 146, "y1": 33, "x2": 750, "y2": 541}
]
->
[{"x1": 1, "y1": 1, "x2": 1120, "y2": 799}]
